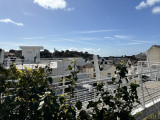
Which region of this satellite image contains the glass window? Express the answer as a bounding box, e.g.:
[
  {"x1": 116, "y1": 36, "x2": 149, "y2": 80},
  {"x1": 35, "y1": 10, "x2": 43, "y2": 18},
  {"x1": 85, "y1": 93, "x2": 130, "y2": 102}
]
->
[{"x1": 107, "y1": 73, "x2": 111, "y2": 77}]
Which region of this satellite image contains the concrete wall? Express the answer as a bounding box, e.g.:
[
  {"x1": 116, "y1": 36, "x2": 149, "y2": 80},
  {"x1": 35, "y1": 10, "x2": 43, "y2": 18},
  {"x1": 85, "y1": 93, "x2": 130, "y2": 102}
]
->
[
  {"x1": 76, "y1": 58, "x2": 86, "y2": 66},
  {"x1": 57, "y1": 60, "x2": 72, "y2": 68},
  {"x1": 83, "y1": 67, "x2": 94, "y2": 78},
  {"x1": 0, "y1": 49, "x2": 4, "y2": 64},
  {"x1": 67, "y1": 58, "x2": 86, "y2": 66},
  {"x1": 49, "y1": 58, "x2": 85, "y2": 69},
  {"x1": 101, "y1": 65, "x2": 116, "y2": 78},
  {"x1": 49, "y1": 60, "x2": 72, "y2": 69},
  {"x1": 50, "y1": 62, "x2": 58, "y2": 68},
  {"x1": 22, "y1": 50, "x2": 36, "y2": 62},
  {"x1": 51, "y1": 68, "x2": 70, "y2": 76},
  {"x1": 20, "y1": 46, "x2": 43, "y2": 63},
  {"x1": 148, "y1": 46, "x2": 160, "y2": 62}
]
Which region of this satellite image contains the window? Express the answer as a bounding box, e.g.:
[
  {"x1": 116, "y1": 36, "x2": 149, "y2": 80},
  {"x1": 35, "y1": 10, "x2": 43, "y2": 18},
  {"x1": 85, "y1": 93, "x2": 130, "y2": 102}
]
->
[
  {"x1": 107, "y1": 73, "x2": 111, "y2": 77},
  {"x1": 27, "y1": 51, "x2": 32, "y2": 54}
]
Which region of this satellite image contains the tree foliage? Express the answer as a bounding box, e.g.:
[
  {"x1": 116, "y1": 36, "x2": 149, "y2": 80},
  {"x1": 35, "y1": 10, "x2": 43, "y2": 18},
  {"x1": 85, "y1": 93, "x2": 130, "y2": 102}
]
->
[
  {"x1": 80, "y1": 60, "x2": 140, "y2": 120},
  {"x1": 52, "y1": 49, "x2": 93, "y2": 60},
  {"x1": 0, "y1": 61, "x2": 139, "y2": 120},
  {"x1": 6, "y1": 49, "x2": 93, "y2": 60},
  {"x1": 8, "y1": 49, "x2": 22, "y2": 58},
  {"x1": 40, "y1": 49, "x2": 52, "y2": 58}
]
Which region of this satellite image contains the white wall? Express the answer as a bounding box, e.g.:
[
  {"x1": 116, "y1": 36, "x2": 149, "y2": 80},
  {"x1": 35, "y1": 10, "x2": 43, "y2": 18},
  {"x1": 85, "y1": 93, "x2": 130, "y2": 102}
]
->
[
  {"x1": 49, "y1": 59, "x2": 85, "y2": 69},
  {"x1": 20, "y1": 46, "x2": 43, "y2": 63},
  {"x1": 49, "y1": 61, "x2": 71, "y2": 69},
  {"x1": 148, "y1": 46, "x2": 160, "y2": 62},
  {"x1": 50, "y1": 62, "x2": 58, "y2": 68},
  {"x1": 16, "y1": 64, "x2": 47, "y2": 69},
  {"x1": 57, "y1": 61, "x2": 72, "y2": 68},
  {"x1": 0, "y1": 50, "x2": 4, "y2": 64},
  {"x1": 67, "y1": 58, "x2": 85, "y2": 66},
  {"x1": 22, "y1": 50, "x2": 36, "y2": 62},
  {"x1": 51, "y1": 68, "x2": 70, "y2": 76},
  {"x1": 76, "y1": 58, "x2": 86, "y2": 66},
  {"x1": 49, "y1": 59, "x2": 85, "y2": 76}
]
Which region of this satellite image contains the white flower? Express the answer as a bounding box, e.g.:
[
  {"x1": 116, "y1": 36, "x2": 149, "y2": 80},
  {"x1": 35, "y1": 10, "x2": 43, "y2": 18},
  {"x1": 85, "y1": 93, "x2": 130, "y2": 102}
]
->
[
  {"x1": 38, "y1": 101, "x2": 44, "y2": 110},
  {"x1": 45, "y1": 91, "x2": 51, "y2": 95},
  {"x1": 115, "y1": 74, "x2": 120, "y2": 80},
  {"x1": 39, "y1": 101, "x2": 44, "y2": 106},
  {"x1": 116, "y1": 70, "x2": 120, "y2": 74}
]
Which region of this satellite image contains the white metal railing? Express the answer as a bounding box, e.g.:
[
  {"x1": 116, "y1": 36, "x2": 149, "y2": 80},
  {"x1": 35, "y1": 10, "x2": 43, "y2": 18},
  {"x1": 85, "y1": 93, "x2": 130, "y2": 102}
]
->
[
  {"x1": 49, "y1": 67, "x2": 160, "y2": 119},
  {"x1": 2, "y1": 56, "x2": 160, "y2": 119}
]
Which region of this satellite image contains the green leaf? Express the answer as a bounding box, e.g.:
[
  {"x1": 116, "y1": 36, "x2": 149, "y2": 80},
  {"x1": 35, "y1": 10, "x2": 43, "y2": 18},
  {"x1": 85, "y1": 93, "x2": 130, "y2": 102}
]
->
[
  {"x1": 47, "y1": 77, "x2": 53, "y2": 84},
  {"x1": 75, "y1": 101, "x2": 82, "y2": 110},
  {"x1": 68, "y1": 65, "x2": 72, "y2": 70},
  {"x1": 59, "y1": 95, "x2": 65, "y2": 104},
  {"x1": 87, "y1": 101, "x2": 97, "y2": 109},
  {"x1": 79, "y1": 110, "x2": 89, "y2": 120}
]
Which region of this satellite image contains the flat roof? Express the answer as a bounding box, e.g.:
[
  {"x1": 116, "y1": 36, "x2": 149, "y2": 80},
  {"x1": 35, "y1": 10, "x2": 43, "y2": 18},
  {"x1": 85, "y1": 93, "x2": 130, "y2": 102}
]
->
[{"x1": 20, "y1": 46, "x2": 44, "y2": 50}]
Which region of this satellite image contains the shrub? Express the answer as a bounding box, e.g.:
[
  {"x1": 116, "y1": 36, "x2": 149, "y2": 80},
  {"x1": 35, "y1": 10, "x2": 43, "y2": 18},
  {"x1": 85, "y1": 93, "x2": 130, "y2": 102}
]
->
[{"x1": 0, "y1": 61, "x2": 139, "y2": 120}]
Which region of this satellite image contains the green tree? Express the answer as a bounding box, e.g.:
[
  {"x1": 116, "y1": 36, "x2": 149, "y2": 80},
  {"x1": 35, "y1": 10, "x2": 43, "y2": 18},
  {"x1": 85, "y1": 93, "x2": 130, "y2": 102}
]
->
[
  {"x1": 0, "y1": 64, "x2": 50, "y2": 119},
  {"x1": 40, "y1": 49, "x2": 52, "y2": 58},
  {"x1": 0, "y1": 61, "x2": 139, "y2": 120},
  {"x1": 76, "y1": 60, "x2": 139, "y2": 120}
]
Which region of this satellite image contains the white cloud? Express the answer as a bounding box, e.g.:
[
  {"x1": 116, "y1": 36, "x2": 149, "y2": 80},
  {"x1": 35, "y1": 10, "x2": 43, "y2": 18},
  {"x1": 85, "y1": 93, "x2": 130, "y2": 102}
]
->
[
  {"x1": 118, "y1": 39, "x2": 154, "y2": 46},
  {"x1": 67, "y1": 47, "x2": 101, "y2": 53},
  {"x1": 60, "y1": 38, "x2": 108, "y2": 48},
  {"x1": 0, "y1": 42, "x2": 21, "y2": 46},
  {"x1": 74, "y1": 37, "x2": 97, "y2": 41},
  {"x1": 136, "y1": 0, "x2": 160, "y2": 10},
  {"x1": 24, "y1": 12, "x2": 33, "y2": 16},
  {"x1": 114, "y1": 35, "x2": 128, "y2": 39},
  {"x1": 34, "y1": 0, "x2": 67, "y2": 10},
  {"x1": 119, "y1": 43, "x2": 142, "y2": 46},
  {"x1": 152, "y1": 6, "x2": 160, "y2": 14},
  {"x1": 65, "y1": 7, "x2": 74, "y2": 12},
  {"x1": 61, "y1": 38, "x2": 98, "y2": 46},
  {"x1": 21, "y1": 36, "x2": 44, "y2": 40},
  {"x1": 0, "y1": 18, "x2": 23, "y2": 26},
  {"x1": 136, "y1": 1, "x2": 148, "y2": 10},
  {"x1": 78, "y1": 30, "x2": 115, "y2": 34},
  {"x1": 0, "y1": 41, "x2": 37, "y2": 47},
  {"x1": 68, "y1": 47, "x2": 77, "y2": 51},
  {"x1": 104, "y1": 36, "x2": 114, "y2": 39},
  {"x1": 82, "y1": 48, "x2": 101, "y2": 53},
  {"x1": 132, "y1": 40, "x2": 153, "y2": 43}
]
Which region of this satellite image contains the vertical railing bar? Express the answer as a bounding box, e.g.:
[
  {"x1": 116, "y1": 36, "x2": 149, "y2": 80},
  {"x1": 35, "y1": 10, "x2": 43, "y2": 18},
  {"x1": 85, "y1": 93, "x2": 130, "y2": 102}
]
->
[
  {"x1": 138, "y1": 66, "x2": 145, "y2": 109},
  {"x1": 85, "y1": 91, "x2": 87, "y2": 102},
  {"x1": 94, "y1": 88, "x2": 96, "y2": 101},
  {"x1": 0, "y1": 93, "x2": 2, "y2": 104},
  {"x1": 62, "y1": 77, "x2": 65, "y2": 96},
  {"x1": 77, "y1": 91, "x2": 79, "y2": 101}
]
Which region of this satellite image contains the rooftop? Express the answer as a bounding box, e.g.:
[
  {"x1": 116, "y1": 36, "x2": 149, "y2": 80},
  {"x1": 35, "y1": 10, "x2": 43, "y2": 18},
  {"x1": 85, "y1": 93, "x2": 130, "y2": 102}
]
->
[{"x1": 19, "y1": 46, "x2": 44, "y2": 50}]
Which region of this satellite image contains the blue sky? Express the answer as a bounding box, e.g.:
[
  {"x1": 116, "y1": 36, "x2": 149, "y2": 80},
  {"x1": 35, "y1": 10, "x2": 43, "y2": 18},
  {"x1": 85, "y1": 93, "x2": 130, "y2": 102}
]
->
[{"x1": 0, "y1": 0, "x2": 160, "y2": 56}]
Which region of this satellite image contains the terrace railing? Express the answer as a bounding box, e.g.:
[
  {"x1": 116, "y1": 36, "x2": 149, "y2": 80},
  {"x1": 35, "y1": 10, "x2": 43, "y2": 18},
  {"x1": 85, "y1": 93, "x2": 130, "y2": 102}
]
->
[{"x1": 2, "y1": 56, "x2": 160, "y2": 119}]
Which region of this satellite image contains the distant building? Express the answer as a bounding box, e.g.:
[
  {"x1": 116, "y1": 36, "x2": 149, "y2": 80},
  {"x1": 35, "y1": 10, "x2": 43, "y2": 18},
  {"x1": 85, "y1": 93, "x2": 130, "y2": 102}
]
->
[
  {"x1": 82, "y1": 66, "x2": 94, "y2": 78},
  {"x1": 135, "y1": 53, "x2": 146, "y2": 61},
  {"x1": 0, "y1": 49, "x2": 4, "y2": 64},
  {"x1": 20, "y1": 46, "x2": 44, "y2": 63},
  {"x1": 104, "y1": 56, "x2": 137, "y2": 66},
  {"x1": 147, "y1": 45, "x2": 160, "y2": 62},
  {"x1": 50, "y1": 58, "x2": 86, "y2": 76},
  {"x1": 101, "y1": 65, "x2": 116, "y2": 78}
]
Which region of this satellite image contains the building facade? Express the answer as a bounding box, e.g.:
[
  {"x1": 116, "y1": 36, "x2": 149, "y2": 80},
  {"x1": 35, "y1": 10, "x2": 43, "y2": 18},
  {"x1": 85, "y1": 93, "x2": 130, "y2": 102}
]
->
[
  {"x1": 20, "y1": 46, "x2": 44, "y2": 63},
  {"x1": 0, "y1": 49, "x2": 4, "y2": 64},
  {"x1": 147, "y1": 45, "x2": 160, "y2": 62}
]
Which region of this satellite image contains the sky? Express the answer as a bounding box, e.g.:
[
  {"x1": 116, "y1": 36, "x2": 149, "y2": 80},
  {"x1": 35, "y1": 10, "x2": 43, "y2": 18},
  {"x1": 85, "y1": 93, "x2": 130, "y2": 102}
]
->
[{"x1": 0, "y1": 0, "x2": 160, "y2": 57}]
